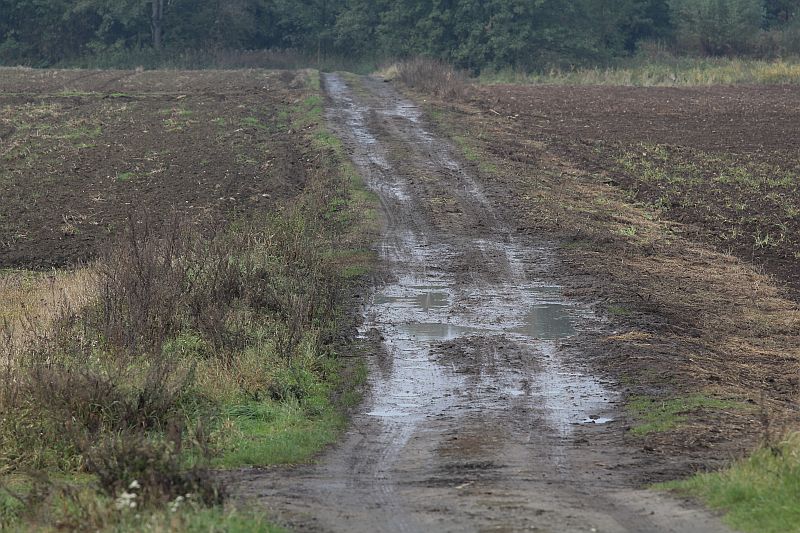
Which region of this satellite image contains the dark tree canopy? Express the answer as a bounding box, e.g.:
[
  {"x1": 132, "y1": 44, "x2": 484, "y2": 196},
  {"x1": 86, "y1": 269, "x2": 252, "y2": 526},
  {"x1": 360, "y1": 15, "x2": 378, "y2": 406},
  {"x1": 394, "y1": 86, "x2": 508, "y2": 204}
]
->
[{"x1": 0, "y1": 0, "x2": 797, "y2": 68}]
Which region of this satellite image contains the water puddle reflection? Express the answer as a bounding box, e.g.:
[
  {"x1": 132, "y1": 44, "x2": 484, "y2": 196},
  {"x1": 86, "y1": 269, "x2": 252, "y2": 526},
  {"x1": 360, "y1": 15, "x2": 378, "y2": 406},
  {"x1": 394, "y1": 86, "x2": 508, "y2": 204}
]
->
[
  {"x1": 398, "y1": 323, "x2": 484, "y2": 342},
  {"x1": 374, "y1": 290, "x2": 450, "y2": 313},
  {"x1": 508, "y1": 304, "x2": 576, "y2": 340}
]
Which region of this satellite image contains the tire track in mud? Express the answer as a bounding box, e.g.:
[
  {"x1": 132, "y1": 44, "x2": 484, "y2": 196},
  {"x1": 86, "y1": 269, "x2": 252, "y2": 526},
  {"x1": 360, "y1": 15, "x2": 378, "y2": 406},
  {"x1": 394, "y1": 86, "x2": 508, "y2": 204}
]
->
[{"x1": 229, "y1": 74, "x2": 732, "y2": 533}]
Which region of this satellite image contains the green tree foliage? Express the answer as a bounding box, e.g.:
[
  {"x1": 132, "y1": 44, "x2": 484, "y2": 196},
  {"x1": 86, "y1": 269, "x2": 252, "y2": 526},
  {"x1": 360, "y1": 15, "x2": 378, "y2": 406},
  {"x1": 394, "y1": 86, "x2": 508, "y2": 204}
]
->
[
  {"x1": 764, "y1": 0, "x2": 796, "y2": 25},
  {"x1": 669, "y1": 0, "x2": 766, "y2": 54},
  {"x1": 0, "y1": 0, "x2": 796, "y2": 69}
]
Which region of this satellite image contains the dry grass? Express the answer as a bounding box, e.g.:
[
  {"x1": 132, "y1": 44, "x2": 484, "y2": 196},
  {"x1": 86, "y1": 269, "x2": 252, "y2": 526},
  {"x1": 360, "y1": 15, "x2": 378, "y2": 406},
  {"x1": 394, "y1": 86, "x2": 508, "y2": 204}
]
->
[
  {"x1": 0, "y1": 268, "x2": 95, "y2": 352},
  {"x1": 479, "y1": 58, "x2": 800, "y2": 86},
  {"x1": 390, "y1": 58, "x2": 469, "y2": 99}
]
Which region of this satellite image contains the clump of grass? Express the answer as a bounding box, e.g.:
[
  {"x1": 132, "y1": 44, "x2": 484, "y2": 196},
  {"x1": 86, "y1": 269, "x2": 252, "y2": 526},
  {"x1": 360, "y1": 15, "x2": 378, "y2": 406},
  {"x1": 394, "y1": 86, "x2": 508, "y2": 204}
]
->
[
  {"x1": 240, "y1": 116, "x2": 266, "y2": 129},
  {"x1": 114, "y1": 171, "x2": 135, "y2": 182},
  {"x1": 0, "y1": 268, "x2": 94, "y2": 346},
  {"x1": 627, "y1": 394, "x2": 740, "y2": 435},
  {"x1": 215, "y1": 397, "x2": 343, "y2": 468},
  {"x1": 660, "y1": 433, "x2": 800, "y2": 533},
  {"x1": 606, "y1": 304, "x2": 632, "y2": 317}
]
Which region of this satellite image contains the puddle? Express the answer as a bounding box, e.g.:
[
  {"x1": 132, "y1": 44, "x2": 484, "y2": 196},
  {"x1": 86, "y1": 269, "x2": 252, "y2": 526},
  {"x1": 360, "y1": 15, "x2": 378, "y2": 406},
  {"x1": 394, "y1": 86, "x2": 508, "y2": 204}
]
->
[
  {"x1": 531, "y1": 344, "x2": 612, "y2": 436},
  {"x1": 580, "y1": 417, "x2": 614, "y2": 425},
  {"x1": 374, "y1": 291, "x2": 449, "y2": 312},
  {"x1": 508, "y1": 304, "x2": 577, "y2": 340},
  {"x1": 398, "y1": 323, "x2": 484, "y2": 342}
]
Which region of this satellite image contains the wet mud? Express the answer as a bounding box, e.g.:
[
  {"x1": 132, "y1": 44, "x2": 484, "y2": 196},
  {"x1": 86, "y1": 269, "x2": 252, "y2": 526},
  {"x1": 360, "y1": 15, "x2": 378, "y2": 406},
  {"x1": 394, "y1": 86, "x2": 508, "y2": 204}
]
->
[{"x1": 229, "y1": 75, "x2": 732, "y2": 532}]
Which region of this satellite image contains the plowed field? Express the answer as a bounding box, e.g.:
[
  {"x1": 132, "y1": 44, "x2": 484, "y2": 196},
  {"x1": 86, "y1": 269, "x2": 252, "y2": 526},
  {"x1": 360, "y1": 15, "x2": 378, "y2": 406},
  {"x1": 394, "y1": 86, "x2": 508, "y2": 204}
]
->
[
  {"x1": 0, "y1": 68, "x2": 318, "y2": 268},
  {"x1": 470, "y1": 84, "x2": 800, "y2": 295}
]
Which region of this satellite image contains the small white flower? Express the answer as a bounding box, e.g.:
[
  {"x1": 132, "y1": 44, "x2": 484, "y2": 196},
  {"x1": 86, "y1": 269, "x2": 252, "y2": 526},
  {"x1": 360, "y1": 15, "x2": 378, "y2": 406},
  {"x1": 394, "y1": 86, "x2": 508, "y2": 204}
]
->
[
  {"x1": 169, "y1": 495, "x2": 185, "y2": 513},
  {"x1": 128, "y1": 480, "x2": 140, "y2": 490},
  {"x1": 114, "y1": 490, "x2": 138, "y2": 511}
]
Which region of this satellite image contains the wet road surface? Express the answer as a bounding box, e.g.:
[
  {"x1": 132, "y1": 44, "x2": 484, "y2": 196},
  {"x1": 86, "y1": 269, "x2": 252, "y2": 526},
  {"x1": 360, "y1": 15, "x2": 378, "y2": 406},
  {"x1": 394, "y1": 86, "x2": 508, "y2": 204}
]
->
[{"x1": 229, "y1": 74, "x2": 731, "y2": 533}]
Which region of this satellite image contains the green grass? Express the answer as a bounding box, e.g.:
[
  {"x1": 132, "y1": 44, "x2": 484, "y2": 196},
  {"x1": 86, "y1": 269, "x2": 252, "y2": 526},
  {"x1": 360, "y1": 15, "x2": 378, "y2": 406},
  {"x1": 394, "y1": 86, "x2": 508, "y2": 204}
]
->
[
  {"x1": 215, "y1": 399, "x2": 343, "y2": 468},
  {"x1": 627, "y1": 394, "x2": 740, "y2": 436},
  {"x1": 115, "y1": 171, "x2": 136, "y2": 182},
  {"x1": 306, "y1": 70, "x2": 321, "y2": 92},
  {"x1": 660, "y1": 433, "x2": 800, "y2": 533},
  {"x1": 313, "y1": 130, "x2": 341, "y2": 150},
  {"x1": 452, "y1": 135, "x2": 479, "y2": 161},
  {"x1": 58, "y1": 125, "x2": 102, "y2": 141},
  {"x1": 291, "y1": 95, "x2": 324, "y2": 130},
  {"x1": 240, "y1": 116, "x2": 267, "y2": 129},
  {"x1": 606, "y1": 304, "x2": 632, "y2": 317}
]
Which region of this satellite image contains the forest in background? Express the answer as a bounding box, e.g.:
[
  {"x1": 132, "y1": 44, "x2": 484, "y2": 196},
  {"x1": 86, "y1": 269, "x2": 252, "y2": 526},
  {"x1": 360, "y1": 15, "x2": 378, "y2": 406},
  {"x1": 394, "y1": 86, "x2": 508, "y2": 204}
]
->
[{"x1": 0, "y1": 0, "x2": 799, "y2": 71}]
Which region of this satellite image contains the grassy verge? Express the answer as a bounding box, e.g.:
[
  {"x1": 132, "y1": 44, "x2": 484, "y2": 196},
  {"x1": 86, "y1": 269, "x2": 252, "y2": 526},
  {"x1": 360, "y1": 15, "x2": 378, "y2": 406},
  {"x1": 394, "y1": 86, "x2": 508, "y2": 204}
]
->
[
  {"x1": 478, "y1": 56, "x2": 800, "y2": 86},
  {"x1": 626, "y1": 395, "x2": 743, "y2": 436},
  {"x1": 660, "y1": 433, "x2": 800, "y2": 533},
  {"x1": 0, "y1": 70, "x2": 376, "y2": 531}
]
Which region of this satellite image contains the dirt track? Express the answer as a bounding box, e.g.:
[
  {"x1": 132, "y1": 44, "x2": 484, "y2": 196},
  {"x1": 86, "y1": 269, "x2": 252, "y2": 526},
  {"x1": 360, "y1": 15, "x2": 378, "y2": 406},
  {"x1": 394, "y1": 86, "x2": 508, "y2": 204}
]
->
[{"x1": 228, "y1": 75, "x2": 732, "y2": 532}]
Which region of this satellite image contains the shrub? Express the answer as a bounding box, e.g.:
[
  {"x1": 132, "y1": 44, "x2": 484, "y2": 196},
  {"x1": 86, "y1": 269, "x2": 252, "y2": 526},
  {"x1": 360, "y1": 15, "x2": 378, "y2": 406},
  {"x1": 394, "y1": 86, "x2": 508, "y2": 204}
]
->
[
  {"x1": 395, "y1": 57, "x2": 469, "y2": 100},
  {"x1": 82, "y1": 431, "x2": 222, "y2": 507}
]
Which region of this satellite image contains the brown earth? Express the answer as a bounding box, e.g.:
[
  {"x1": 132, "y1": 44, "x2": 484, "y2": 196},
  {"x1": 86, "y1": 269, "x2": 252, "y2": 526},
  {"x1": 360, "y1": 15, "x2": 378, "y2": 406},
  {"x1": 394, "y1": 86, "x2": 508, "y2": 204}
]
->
[
  {"x1": 0, "y1": 68, "x2": 318, "y2": 268},
  {"x1": 469, "y1": 84, "x2": 800, "y2": 296}
]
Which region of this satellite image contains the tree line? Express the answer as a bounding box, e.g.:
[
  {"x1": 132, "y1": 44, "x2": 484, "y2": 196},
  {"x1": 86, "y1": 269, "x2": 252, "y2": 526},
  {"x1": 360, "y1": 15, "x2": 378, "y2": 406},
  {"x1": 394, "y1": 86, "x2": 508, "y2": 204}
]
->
[{"x1": 0, "y1": 0, "x2": 798, "y2": 69}]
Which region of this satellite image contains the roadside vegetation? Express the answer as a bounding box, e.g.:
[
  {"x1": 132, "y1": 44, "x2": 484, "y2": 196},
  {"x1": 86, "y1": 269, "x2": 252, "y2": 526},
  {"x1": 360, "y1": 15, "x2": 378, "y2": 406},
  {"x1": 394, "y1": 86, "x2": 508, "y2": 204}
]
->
[
  {"x1": 0, "y1": 70, "x2": 376, "y2": 531},
  {"x1": 384, "y1": 54, "x2": 800, "y2": 92},
  {"x1": 479, "y1": 55, "x2": 800, "y2": 86},
  {"x1": 660, "y1": 432, "x2": 800, "y2": 533}
]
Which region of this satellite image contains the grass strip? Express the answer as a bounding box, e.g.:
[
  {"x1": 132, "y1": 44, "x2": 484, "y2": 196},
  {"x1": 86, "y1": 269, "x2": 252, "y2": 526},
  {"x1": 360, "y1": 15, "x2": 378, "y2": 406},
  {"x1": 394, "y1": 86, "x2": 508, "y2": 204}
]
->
[{"x1": 660, "y1": 433, "x2": 800, "y2": 533}]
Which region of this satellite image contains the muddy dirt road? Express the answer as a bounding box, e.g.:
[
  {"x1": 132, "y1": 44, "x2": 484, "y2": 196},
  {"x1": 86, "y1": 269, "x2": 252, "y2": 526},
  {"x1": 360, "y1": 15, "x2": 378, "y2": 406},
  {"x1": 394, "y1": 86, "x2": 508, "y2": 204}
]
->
[{"x1": 230, "y1": 75, "x2": 731, "y2": 532}]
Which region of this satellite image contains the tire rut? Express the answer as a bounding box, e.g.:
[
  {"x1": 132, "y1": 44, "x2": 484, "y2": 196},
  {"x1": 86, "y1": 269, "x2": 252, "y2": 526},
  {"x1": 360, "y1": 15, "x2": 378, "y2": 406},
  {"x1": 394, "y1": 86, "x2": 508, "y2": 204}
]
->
[{"x1": 228, "y1": 74, "x2": 732, "y2": 533}]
